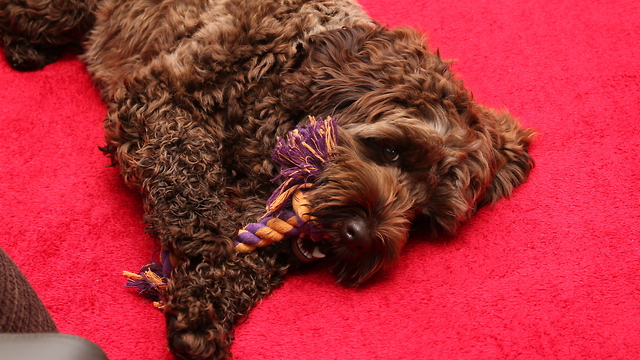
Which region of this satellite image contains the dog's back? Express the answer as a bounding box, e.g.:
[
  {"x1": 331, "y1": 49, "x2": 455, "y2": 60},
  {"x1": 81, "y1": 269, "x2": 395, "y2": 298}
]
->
[{"x1": 84, "y1": 0, "x2": 373, "y2": 99}]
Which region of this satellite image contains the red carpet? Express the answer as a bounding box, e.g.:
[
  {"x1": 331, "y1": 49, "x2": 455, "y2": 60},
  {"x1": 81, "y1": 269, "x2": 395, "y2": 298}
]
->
[{"x1": 1, "y1": 0, "x2": 639, "y2": 358}]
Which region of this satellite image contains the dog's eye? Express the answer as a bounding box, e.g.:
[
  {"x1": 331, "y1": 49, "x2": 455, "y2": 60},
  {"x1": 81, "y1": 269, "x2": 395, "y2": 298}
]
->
[{"x1": 382, "y1": 147, "x2": 400, "y2": 162}]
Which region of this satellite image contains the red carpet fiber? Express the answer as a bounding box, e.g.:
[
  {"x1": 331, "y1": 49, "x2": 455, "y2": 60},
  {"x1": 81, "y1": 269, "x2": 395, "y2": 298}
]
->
[{"x1": 1, "y1": 0, "x2": 639, "y2": 358}]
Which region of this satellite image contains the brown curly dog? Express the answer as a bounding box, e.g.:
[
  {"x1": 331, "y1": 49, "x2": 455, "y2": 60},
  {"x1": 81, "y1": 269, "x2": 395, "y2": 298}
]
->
[{"x1": 1, "y1": 0, "x2": 534, "y2": 358}]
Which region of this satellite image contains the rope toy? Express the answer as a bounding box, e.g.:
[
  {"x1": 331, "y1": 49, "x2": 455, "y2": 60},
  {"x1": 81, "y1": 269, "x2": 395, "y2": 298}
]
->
[
  {"x1": 235, "y1": 116, "x2": 337, "y2": 251},
  {"x1": 125, "y1": 116, "x2": 338, "y2": 307},
  {"x1": 235, "y1": 186, "x2": 318, "y2": 252}
]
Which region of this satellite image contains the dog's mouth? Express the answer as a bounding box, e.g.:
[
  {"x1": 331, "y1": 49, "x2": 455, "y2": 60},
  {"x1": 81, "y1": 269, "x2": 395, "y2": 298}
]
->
[{"x1": 291, "y1": 236, "x2": 327, "y2": 263}]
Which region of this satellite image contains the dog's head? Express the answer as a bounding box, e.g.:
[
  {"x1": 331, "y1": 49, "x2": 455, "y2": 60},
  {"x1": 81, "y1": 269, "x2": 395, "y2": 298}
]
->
[{"x1": 282, "y1": 25, "x2": 534, "y2": 286}]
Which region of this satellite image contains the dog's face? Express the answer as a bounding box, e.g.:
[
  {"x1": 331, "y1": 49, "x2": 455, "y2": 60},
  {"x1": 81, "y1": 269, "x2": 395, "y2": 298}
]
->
[
  {"x1": 283, "y1": 25, "x2": 533, "y2": 286},
  {"x1": 306, "y1": 120, "x2": 441, "y2": 286}
]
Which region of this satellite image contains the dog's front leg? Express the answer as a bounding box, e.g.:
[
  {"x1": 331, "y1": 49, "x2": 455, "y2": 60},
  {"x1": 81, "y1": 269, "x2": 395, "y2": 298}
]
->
[
  {"x1": 103, "y1": 102, "x2": 288, "y2": 359},
  {"x1": 134, "y1": 139, "x2": 286, "y2": 359},
  {"x1": 165, "y1": 248, "x2": 287, "y2": 360}
]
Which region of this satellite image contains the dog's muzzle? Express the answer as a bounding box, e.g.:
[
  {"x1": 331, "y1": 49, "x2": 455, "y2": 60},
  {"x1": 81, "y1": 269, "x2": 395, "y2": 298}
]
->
[{"x1": 341, "y1": 217, "x2": 372, "y2": 253}]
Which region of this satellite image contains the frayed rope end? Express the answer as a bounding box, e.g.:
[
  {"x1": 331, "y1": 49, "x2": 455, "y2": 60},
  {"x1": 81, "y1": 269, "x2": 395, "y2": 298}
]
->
[{"x1": 124, "y1": 260, "x2": 167, "y2": 308}]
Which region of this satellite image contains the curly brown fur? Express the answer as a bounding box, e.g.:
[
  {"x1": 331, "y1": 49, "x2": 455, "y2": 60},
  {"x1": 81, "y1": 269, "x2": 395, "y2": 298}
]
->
[
  {"x1": 1, "y1": 0, "x2": 534, "y2": 358},
  {"x1": 0, "y1": 0, "x2": 96, "y2": 70}
]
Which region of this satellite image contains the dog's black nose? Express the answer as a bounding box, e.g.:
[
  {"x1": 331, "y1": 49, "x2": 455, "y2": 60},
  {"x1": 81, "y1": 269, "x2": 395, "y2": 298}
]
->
[{"x1": 342, "y1": 217, "x2": 372, "y2": 253}]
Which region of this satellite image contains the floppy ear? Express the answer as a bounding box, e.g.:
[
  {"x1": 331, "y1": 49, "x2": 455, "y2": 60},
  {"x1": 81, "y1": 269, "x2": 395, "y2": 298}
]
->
[
  {"x1": 475, "y1": 106, "x2": 535, "y2": 207},
  {"x1": 425, "y1": 104, "x2": 534, "y2": 236}
]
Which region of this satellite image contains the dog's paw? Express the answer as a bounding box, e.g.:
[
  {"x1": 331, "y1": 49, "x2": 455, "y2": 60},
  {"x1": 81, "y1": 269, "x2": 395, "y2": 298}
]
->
[
  {"x1": 3, "y1": 39, "x2": 62, "y2": 71},
  {"x1": 166, "y1": 311, "x2": 231, "y2": 360}
]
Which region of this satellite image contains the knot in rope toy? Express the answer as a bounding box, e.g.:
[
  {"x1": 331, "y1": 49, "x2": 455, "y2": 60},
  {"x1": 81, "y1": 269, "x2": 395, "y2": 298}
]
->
[
  {"x1": 125, "y1": 116, "x2": 338, "y2": 307},
  {"x1": 234, "y1": 186, "x2": 322, "y2": 252},
  {"x1": 235, "y1": 116, "x2": 337, "y2": 252}
]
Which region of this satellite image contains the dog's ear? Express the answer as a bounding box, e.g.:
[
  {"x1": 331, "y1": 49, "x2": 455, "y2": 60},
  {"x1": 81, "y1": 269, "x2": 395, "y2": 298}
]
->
[
  {"x1": 426, "y1": 104, "x2": 534, "y2": 236},
  {"x1": 475, "y1": 106, "x2": 535, "y2": 207}
]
